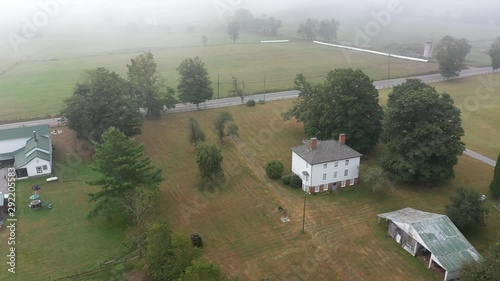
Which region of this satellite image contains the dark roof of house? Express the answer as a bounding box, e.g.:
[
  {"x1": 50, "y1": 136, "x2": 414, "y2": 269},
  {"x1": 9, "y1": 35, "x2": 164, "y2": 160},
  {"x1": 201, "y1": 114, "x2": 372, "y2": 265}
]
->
[
  {"x1": 291, "y1": 139, "x2": 362, "y2": 164},
  {"x1": 0, "y1": 124, "x2": 50, "y2": 141}
]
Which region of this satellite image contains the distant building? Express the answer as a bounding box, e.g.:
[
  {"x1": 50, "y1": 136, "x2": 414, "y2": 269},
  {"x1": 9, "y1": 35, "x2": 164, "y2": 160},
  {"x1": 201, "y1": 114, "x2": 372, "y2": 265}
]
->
[
  {"x1": 378, "y1": 208, "x2": 482, "y2": 281},
  {"x1": 424, "y1": 41, "x2": 433, "y2": 58},
  {"x1": 0, "y1": 125, "x2": 52, "y2": 179},
  {"x1": 290, "y1": 134, "x2": 362, "y2": 194}
]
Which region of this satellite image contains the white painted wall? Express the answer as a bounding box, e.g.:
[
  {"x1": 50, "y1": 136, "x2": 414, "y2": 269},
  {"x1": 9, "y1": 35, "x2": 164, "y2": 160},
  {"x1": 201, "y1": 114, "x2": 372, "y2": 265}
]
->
[
  {"x1": 310, "y1": 157, "x2": 360, "y2": 186},
  {"x1": 291, "y1": 152, "x2": 311, "y2": 187},
  {"x1": 22, "y1": 157, "x2": 51, "y2": 177},
  {"x1": 25, "y1": 147, "x2": 50, "y2": 157}
]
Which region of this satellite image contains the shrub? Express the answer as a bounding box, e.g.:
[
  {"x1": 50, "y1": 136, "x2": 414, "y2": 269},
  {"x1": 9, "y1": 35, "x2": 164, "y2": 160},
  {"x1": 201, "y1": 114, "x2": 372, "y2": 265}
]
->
[
  {"x1": 246, "y1": 99, "x2": 256, "y2": 107},
  {"x1": 281, "y1": 174, "x2": 302, "y2": 188},
  {"x1": 265, "y1": 160, "x2": 284, "y2": 179},
  {"x1": 258, "y1": 99, "x2": 266, "y2": 105}
]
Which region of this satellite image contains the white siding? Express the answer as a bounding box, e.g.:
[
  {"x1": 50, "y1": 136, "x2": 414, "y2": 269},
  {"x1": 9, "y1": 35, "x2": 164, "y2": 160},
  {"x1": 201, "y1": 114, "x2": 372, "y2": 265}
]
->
[
  {"x1": 22, "y1": 157, "x2": 51, "y2": 177},
  {"x1": 310, "y1": 157, "x2": 360, "y2": 186},
  {"x1": 291, "y1": 152, "x2": 312, "y2": 185}
]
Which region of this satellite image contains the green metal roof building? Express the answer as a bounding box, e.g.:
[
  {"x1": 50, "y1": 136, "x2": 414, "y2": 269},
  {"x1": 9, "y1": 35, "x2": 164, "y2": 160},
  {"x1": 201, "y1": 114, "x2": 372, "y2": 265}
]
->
[
  {"x1": 0, "y1": 125, "x2": 52, "y2": 179},
  {"x1": 378, "y1": 208, "x2": 481, "y2": 281}
]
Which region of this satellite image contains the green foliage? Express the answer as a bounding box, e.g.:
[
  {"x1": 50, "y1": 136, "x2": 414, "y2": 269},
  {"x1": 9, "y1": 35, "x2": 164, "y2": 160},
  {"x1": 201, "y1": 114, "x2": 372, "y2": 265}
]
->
[
  {"x1": 283, "y1": 69, "x2": 384, "y2": 152},
  {"x1": 127, "y1": 51, "x2": 175, "y2": 118},
  {"x1": 227, "y1": 21, "x2": 240, "y2": 43},
  {"x1": 318, "y1": 19, "x2": 340, "y2": 42},
  {"x1": 298, "y1": 18, "x2": 319, "y2": 40},
  {"x1": 489, "y1": 37, "x2": 500, "y2": 70},
  {"x1": 435, "y1": 35, "x2": 472, "y2": 78},
  {"x1": 281, "y1": 174, "x2": 302, "y2": 188},
  {"x1": 177, "y1": 57, "x2": 214, "y2": 109},
  {"x1": 265, "y1": 160, "x2": 284, "y2": 179},
  {"x1": 229, "y1": 76, "x2": 245, "y2": 103},
  {"x1": 489, "y1": 153, "x2": 500, "y2": 198},
  {"x1": 360, "y1": 165, "x2": 389, "y2": 193},
  {"x1": 381, "y1": 79, "x2": 465, "y2": 183},
  {"x1": 445, "y1": 186, "x2": 489, "y2": 229},
  {"x1": 188, "y1": 117, "x2": 206, "y2": 144},
  {"x1": 179, "y1": 259, "x2": 228, "y2": 281},
  {"x1": 201, "y1": 35, "x2": 208, "y2": 45},
  {"x1": 214, "y1": 111, "x2": 239, "y2": 144},
  {"x1": 143, "y1": 221, "x2": 200, "y2": 281},
  {"x1": 196, "y1": 143, "x2": 224, "y2": 182},
  {"x1": 257, "y1": 99, "x2": 266, "y2": 105},
  {"x1": 246, "y1": 99, "x2": 256, "y2": 107},
  {"x1": 86, "y1": 127, "x2": 164, "y2": 221},
  {"x1": 233, "y1": 9, "x2": 282, "y2": 36},
  {"x1": 62, "y1": 68, "x2": 143, "y2": 143},
  {"x1": 460, "y1": 243, "x2": 500, "y2": 281}
]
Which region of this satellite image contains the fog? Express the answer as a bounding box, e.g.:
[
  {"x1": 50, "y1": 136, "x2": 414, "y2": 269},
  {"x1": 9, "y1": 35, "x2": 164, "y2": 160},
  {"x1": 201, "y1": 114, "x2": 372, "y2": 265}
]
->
[{"x1": 0, "y1": 0, "x2": 499, "y2": 61}]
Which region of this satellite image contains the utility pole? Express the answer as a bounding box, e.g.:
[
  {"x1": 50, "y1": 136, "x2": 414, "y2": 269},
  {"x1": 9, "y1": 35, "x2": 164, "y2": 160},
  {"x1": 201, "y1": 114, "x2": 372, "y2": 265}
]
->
[
  {"x1": 263, "y1": 76, "x2": 266, "y2": 101},
  {"x1": 302, "y1": 194, "x2": 306, "y2": 234},
  {"x1": 217, "y1": 74, "x2": 220, "y2": 99},
  {"x1": 387, "y1": 54, "x2": 391, "y2": 79}
]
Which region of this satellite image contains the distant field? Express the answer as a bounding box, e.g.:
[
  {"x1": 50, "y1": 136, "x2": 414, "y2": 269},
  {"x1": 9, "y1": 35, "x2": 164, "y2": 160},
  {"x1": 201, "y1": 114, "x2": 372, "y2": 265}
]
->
[
  {"x1": 135, "y1": 100, "x2": 499, "y2": 281},
  {"x1": 379, "y1": 72, "x2": 500, "y2": 159},
  {"x1": 0, "y1": 41, "x2": 437, "y2": 121}
]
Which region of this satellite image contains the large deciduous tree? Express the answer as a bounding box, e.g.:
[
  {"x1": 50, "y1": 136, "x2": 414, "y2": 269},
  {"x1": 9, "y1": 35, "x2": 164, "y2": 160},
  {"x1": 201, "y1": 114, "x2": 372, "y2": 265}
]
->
[
  {"x1": 143, "y1": 221, "x2": 200, "y2": 281},
  {"x1": 435, "y1": 35, "x2": 472, "y2": 78},
  {"x1": 381, "y1": 79, "x2": 465, "y2": 183},
  {"x1": 318, "y1": 19, "x2": 340, "y2": 42},
  {"x1": 179, "y1": 259, "x2": 229, "y2": 281},
  {"x1": 490, "y1": 153, "x2": 500, "y2": 198},
  {"x1": 283, "y1": 69, "x2": 384, "y2": 153},
  {"x1": 62, "y1": 68, "x2": 143, "y2": 142},
  {"x1": 460, "y1": 243, "x2": 500, "y2": 281},
  {"x1": 297, "y1": 18, "x2": 319, "y2": 40},
  {"x1": 177, "y1": 57, "x2": 214, "y2": 109},
  {"x1": 86, "y1": 127, "x2": 164, "y2": 221},
  {"x1": 445, "y1": 186, "x2": 489, "y2": 229},
  {"x1": 489, "y1": 37, "x2": 500, "y2": 71},
  {"x1": 188, "y1": 117, "x2": 206, "y2": 144},
  {"x1": 227, "y1": 20, "x2": 240, "y2": 43},
  {"x1": 196, "y1": 143, "x2": 224, "y2": 182}
]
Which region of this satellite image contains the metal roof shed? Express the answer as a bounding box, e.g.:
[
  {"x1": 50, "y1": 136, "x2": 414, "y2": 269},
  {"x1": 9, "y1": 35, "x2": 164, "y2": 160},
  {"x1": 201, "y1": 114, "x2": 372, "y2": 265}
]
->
[{"x1": 377, "y1": 208, "x2": 481, "y2": 281}]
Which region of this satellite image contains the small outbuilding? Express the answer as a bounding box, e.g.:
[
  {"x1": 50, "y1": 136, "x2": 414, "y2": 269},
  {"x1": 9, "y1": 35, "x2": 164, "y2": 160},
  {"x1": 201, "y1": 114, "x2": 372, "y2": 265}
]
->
[{"x1": 377, "y1": 208, "x2": 481, "y2": 281}]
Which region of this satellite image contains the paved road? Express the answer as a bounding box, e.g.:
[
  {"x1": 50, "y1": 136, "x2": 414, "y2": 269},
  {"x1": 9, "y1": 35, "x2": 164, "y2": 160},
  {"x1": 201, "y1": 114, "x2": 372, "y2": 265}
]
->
[
  {"x1": 0, "y1": 66, "x2": 497, "y2": 167},
  {"x1": 464, "y1": 149, "x2": 497, "y2": 167}
]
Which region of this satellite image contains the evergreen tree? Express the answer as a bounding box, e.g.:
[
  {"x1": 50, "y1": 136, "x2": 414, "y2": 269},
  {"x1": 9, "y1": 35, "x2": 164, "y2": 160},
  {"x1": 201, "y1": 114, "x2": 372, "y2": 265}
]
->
[{"x1": 490, "y1": 153, "x2": 500, "y2": 198}]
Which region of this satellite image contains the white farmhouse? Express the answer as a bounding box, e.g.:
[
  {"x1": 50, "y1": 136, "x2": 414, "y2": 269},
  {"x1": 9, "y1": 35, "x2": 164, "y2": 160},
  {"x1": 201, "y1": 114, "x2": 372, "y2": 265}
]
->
[
  {"x1": 0, "y1": 125, "x2": 52, "y2": 180},
  {"x1": 290, "y1": 134, "x2": 362, "y2": 193}
]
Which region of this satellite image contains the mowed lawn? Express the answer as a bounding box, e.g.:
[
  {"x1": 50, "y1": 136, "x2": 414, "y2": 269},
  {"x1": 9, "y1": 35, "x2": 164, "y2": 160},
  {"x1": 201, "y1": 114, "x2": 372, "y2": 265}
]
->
[
  {"x1": 0, "y1": 131, "x2": 126, "y2": 281},
  {"x1": 136, "y1": 100, "x2": 499, "y2": 281},
  {"x1": 0, "y1": 41, "x2": 437, "y2": 121},
  {"x1": 379, "y1": 72, "x2": 500, "y2": 159}
]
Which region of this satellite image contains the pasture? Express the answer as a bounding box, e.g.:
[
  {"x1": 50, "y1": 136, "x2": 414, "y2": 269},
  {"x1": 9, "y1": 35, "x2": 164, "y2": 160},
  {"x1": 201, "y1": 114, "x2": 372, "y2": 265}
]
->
[{"x1": 0, "y1": 40, "x2": 437, "y2": 121}]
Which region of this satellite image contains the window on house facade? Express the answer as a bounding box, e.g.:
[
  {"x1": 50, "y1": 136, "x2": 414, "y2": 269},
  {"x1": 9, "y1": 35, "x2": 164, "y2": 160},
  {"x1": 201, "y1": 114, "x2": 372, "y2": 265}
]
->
[
  {"x1": 344, "y1": 169, "x2": 348, "y2": 177},
  {"x1": 36, "y1": 166, "x2": 43, "y2": 174},
  {"x1": 305, "y1": 175, "x2": 309, "y2": 182},
  {"x1": 334, "y1": 171, "x2": 337, "y2": 178},
  {"x1": 341, "y1": 180, "x2": 346, "y2": 187},
  {"x1": 42, "y1": 165, "x2": 48, "y2": 170},
  {"x1": 322, "y1": 173, "x2": 326, "y2": 180},
  {"x1": 323, "y1": 163, "x2": 327, "y2": 169},
  {"x1": 334, "y1": 161, "x2": 338, "y2": 167},
  {"x1": 350, "y1": 178, "x2": 355, "y2": 185},
  {"x1": 345, "y1": 159, "x2": 349, "y2": 165}
]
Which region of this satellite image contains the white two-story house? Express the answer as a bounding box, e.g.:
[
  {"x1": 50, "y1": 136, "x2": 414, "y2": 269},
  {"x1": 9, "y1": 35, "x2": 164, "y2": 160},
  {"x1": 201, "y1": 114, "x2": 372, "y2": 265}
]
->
[{"x1": 290, "y1": 134, "x2": 363, "y2": 194}]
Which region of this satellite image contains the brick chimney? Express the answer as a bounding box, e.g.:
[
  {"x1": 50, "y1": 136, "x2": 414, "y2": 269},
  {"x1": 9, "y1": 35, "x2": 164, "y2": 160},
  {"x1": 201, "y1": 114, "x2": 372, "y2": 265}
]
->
[
  {"x1": 33, "y1": 131, "x2": 38, "y2": 143},
  {"x1": 339, "y1": 133, "x2": 346, "y2": 145},
  {"x1": 310, "y1": 138, "x2": 318, "y2": 150}
]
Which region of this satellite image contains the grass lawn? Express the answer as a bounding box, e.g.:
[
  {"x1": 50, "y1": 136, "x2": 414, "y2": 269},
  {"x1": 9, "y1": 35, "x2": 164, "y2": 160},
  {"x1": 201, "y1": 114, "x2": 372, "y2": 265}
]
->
[
  {"x1": 0, "y1": 130, "x2": 126, "y2": 281},
  {"x1": 0, "y1": 41, "x2": 437, "y2": 121},
  {"x1": 135, "y1": 99, "x2": 499, "y2": 281},
  {"x1": 379, "y1": 72, "x2": 500, "y2": 159}
]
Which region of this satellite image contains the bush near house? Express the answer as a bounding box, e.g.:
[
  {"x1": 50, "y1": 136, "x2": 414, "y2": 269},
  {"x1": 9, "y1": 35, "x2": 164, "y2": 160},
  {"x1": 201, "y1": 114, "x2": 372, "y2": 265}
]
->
[
  {"x1": 281, "y1": 174, "x2": 302, "y2": 188},
  {"x1": 265, "y1": 160, "x2": 284, "y2": 179}
]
